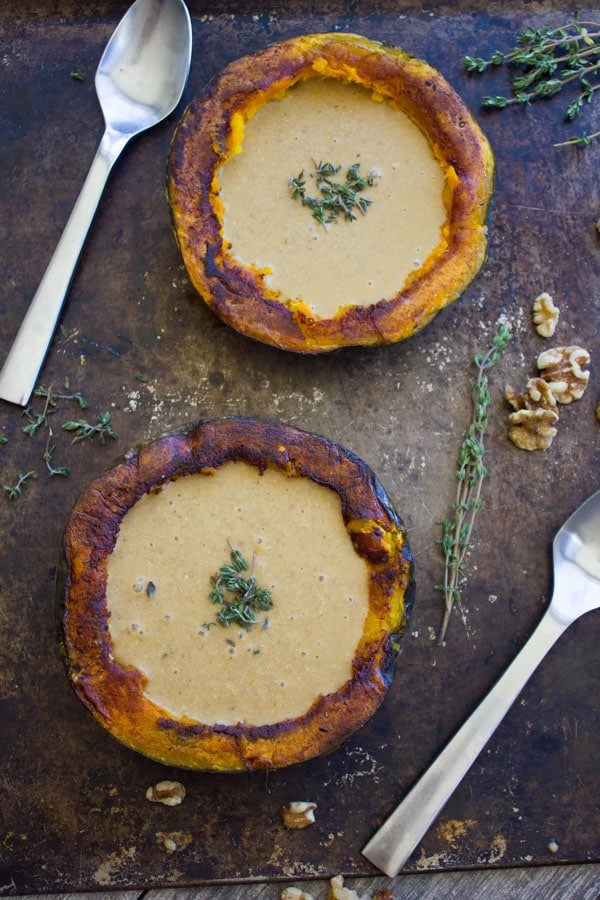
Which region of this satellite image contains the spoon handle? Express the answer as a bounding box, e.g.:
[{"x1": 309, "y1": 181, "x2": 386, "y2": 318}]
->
[
  {"x1": 362, "y1": 605, "x2": 567, "y2": 876},
  {"x1": 0, "y1": 129, "x2": 129, "y2": 406}
]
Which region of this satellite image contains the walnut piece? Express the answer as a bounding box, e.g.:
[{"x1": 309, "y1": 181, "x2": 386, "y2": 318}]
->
[
  {"x1": 505, "y1": 377, "x2": 557, "y2": 412},
  {"x1": 281, "y1": 801, "x2": 317, "y2": 829},
  {"x1": 327, "y1": 875, "x2": 365, "y2": 900},
  {"x1": 146, "y1": 780, "x2": 186, "y2": 807},
  {"x1": 508, "y1": 407, "x2": 559, "y2": 451},
  {"x1": 536, "y1": 345, "x2": 590, "y2": 404},
  {"x1": 281, "y1": 889, "x2": 315, "y2": 900},
  {"x1": 532, "y1": 291, "x2": 559, "y2": 338}
]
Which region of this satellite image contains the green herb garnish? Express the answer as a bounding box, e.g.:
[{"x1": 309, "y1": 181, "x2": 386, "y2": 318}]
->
[
  {"x1": 289, "y1": 160, "x2": 378, "y2": 224},
  {"x1": 208, "y1": 546, "x2": 273, "y2": 629},
  {"x1": 22, "y1": 385, "x2": 88, "y2": 439},
  {"x1": 4, "y1": 386, "x2": 117, "y2": 502},
  {"x1": 437, "y1": 323, "x2": 513, "y2": 644},
  {"x1": 42, "y1": 433, "x2": 70, "y2": 477},
  {"x1": 463, "y1": 16, "x2": 600, "y2": 147},
  {"x1": 62, "y1": 411, "x2": 118, "y2": 444},
  {"x1": 3, "y1": 470, "x2": 36, "y2": 500}
]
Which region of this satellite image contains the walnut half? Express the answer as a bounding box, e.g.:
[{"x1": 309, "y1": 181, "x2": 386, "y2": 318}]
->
[
  {"x1": 508, "y1": 407, "x2": 559, "y2": 451},
  {"x1": 536, "y1": 345, "x2": 590, "y2": 403},
  {"x1": 505, "y1": 376, "x2": 557, "y2": 412},
  {"x1": 532, "y1": 291, "x2": 559, "y2": 338}
]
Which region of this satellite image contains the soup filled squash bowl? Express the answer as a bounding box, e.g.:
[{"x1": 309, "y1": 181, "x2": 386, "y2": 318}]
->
[
  {"x1": 167, "y1": 32, "x2": 494, "y2": 352},
  {"x1": 58, "y1": 418, "x2": 414, "y2": 771}
]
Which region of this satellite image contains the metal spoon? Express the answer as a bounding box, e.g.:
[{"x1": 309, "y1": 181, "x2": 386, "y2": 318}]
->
[
  {"x1": 363, "y1": 486, "x2": 600, "y2": 876},
  {"x1": 0, "y1": 0, "x2": 192, "y2": 407}
]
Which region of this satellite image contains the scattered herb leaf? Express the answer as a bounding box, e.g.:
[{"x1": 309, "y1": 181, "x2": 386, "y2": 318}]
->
[
  {"x1": 437, "y1": 323, "x2": 513, "y2": 644},
  {"x1": 3, "y1": 385, "x2": 117, "y2": 501},
  {"x1": 289, "y1": 160, "x2": 378, "y2": 225},
  {"x1": 3, "y1": 470, "x2": 36, "y2": 500},
  {"x1": 34, "y1": 385, "x2": 88, "y2": 410},
  {"x1": 42, "y1": 433, "x2": 70, "y2": 477},
  {"x1": 463, "y1": 16, "x2": 600, "y2": 147},
  {"x1": 70, "y1": 67, "x2": 85, "y2": 82},
  {"x1": 63, "y1": 411, "x2": 118, "y2": 444}
]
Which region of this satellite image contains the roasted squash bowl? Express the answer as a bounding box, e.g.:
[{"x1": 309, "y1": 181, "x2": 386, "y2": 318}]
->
[
  {"x1": 167, "y1": 32, "x2": 494, "y2": 353},
  {"x1": 59, "y1": 418, "x2": 413, "y2": 772}
]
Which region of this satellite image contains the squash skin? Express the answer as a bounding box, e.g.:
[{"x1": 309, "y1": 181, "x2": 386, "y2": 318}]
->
[
  {"x1": 58, "y1": 418, "x2": 414, "y2": 772},
  {"x1": 167, "y1": 32, "x2": 494, "y2": 353}
]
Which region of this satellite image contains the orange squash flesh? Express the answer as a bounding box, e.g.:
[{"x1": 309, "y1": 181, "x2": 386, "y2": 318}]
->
[
  {"x1": 167, "y1": 33, "x2": 494, "y2": 352},
  {"x1": 58, "y1": 418, "x2": 414, "y2": 772}
]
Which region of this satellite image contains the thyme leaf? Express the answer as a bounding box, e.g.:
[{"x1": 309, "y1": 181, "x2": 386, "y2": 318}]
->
[
  {"x1": 437, "y1": 323, "x2": 512, "y2": 644},
  {"x1": 289, "y1": 160, "x2": 378, "y2": 225},
  {"x1": 463, "y1": 16, "x2": 600, "y2": 146},
  {"x1": 208, "y1": 546, "x2": 273, "y2": 630}
]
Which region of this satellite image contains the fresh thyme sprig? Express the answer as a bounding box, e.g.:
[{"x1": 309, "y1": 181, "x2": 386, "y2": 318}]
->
[
  {"x1": 42, "y1": 430, "x2": 71, "y2": 477},
  {"x1": 22, "y1": 385, "x2": 87, "y2": 438},
  {"x1": 62, "y1": 411, "x2": 118, "y2": 444},
  {"x1": 208, "y1": 546, "x2": 274, "y2": 629},
  {"x1": 3, "y1": 470, "x2": 37, "y2": 500},
  {"x1": 437, "y1": 323, "x2": 513, "y2": 644},
  {"x1": 463, "y1": 17, "x2": 600, "y2": 147},
  {"x1": 289, "y1": 160, "x2": 378, "y2": 225}
]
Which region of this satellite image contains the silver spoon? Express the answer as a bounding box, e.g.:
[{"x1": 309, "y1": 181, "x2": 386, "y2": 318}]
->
[
  {"x1": 0, "y1": 0, "x2": 192, "y2": 407},
  {"x1": 363, "y1": 486, "x2": 600, "y2": 876}
]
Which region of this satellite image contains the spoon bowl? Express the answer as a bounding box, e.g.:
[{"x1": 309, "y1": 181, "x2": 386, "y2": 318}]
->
[
  {"x1": 362, "y1": 486, "x2": 600, "y2": 876},
  {"x1": 96, "y1": 0, "x2": 192, "y2": 133},
  {"x1": 0, "y1": 0, "x2": 192, "y2": 407}
]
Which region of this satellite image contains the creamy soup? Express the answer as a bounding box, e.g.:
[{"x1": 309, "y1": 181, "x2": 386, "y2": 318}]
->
[
  {"x1": 106, "y1": 462, "x2": 370, "y2": 726},
  {"x1": 219, "y1": 78, "x2": 447, "y2": 318}
]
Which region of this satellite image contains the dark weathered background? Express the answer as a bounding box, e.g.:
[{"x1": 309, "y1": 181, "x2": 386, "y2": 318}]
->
[{"x1": 0, "y1": 0, "x2": 598, "y2": 894}]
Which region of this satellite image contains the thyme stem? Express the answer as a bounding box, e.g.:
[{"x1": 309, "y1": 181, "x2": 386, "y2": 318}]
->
[{"x1": 438, "y1": 323, "x2": 512, "y2": 644}]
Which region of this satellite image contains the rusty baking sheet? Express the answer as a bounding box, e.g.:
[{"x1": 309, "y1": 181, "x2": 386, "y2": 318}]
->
[{"x1": 0, "y1": 0, "x2": 598, "y2": 894}]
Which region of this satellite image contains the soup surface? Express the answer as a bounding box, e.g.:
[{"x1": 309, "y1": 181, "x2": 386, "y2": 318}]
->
[
  {"x1": 107, "y1": 461, "x2": 370, "y2": 726},
  {"x1": 219, "y1": 78, "x2": 447, "y2": 317}
]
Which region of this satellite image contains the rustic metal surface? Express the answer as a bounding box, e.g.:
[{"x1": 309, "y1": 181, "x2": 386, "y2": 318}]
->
[{"x1": 0, "y1": 1, "x2": 598, "y2": 894}]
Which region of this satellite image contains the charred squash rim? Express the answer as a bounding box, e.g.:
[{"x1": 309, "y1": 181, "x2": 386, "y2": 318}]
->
[
  {"x1": 58, "y1": 418, "x2": 414, "y2": 772},
  {"x1": 167, "y1": 32, "x2": 494, "y2": 353}
]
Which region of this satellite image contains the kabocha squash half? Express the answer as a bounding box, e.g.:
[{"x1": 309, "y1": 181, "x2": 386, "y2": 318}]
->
[
  {"x1": 59, "y1": 418, "x2": 414, "y2": 772},
  {"x1": 167, "y1": 32, "x2": 494, "y2": 352}
]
